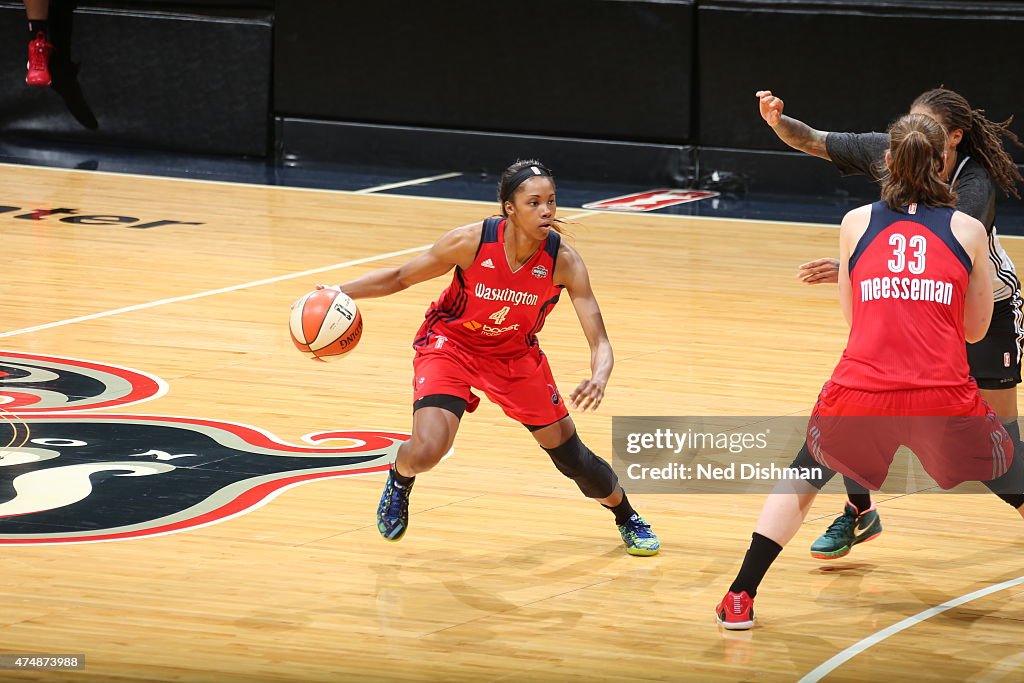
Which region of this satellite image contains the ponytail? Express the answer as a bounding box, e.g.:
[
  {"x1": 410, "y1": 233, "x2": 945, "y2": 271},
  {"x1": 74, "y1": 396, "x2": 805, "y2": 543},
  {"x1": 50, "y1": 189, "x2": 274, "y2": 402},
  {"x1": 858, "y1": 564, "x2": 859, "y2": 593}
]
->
[{"x1": 881, "y1": 114, "x2": 957, "y2": 211}]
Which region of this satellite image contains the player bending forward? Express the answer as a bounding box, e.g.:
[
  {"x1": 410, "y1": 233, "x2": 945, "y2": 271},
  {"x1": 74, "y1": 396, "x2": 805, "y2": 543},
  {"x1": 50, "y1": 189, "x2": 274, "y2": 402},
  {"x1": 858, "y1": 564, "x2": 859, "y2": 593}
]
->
[{"x1": 324, "y1": 160, "x2": 659, "y2": 556}]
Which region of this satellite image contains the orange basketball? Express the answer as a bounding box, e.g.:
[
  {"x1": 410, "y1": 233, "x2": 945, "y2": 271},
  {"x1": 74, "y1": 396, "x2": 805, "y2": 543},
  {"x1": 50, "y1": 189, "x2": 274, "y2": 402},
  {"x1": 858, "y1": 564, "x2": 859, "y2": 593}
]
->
[{"x1": 289, "y1": 288, "x2": 363, "y2": 362}]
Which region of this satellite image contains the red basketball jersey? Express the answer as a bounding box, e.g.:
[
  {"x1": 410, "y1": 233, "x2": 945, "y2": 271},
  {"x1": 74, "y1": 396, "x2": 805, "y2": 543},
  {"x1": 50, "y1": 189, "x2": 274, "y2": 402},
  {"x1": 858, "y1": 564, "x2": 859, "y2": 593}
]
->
[
  {"x1": 414, "y1": 218, "x2": 564, "y2": 359},
  {"x1": 831, "y1": 202, "x2": 973, "y2": 391}
]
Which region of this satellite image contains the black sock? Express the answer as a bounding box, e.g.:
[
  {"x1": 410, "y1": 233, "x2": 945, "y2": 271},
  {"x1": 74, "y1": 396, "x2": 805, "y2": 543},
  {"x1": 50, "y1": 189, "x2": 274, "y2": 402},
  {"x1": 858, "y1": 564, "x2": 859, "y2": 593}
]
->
[
  {"x1": 983, "y1": 439, "x2": 1024, "y2": 508},
  {"x1": 729, "y1": 532, "x2": 783, "y2": 598},
  {"x1": 603, "y1": 491, "x2": 636, "y2": 526},
  {"x1": 996, "y1": 492, "x2": 1024, "y2": 509},
  {"x1": 27, "y1": 20, "x2": 48, "y2": 41},
  {"x1": 843, "y1": 476, "x2": 872, "y2": 514},
  {"x1": 847, "y1": 494, "x2": 872, "y2": 514},
  {"x1": 1004, "y1": 420, "x2": 1021, "y2": 448},
  {"x1": 390, "y1": 464, "x2": 414, "y2": 486}
]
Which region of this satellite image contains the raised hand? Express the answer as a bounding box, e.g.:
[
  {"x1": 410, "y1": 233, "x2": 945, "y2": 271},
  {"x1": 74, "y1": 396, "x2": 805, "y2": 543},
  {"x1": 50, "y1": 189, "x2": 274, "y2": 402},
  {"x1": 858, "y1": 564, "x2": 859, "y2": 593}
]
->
[{"x1": 756, "y1": 90, "x2": 785, "y2": 127}]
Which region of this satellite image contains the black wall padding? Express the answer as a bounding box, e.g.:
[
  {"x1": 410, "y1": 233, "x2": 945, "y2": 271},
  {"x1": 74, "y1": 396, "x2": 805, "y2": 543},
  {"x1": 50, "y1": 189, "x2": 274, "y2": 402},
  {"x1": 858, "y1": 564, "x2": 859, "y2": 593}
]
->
[
  {"x1": 697, "y1": 147, "x2": 879, "y2": 197},
  {"x1": 699, "y1": 0, "x2": 1024, "y2": 163},
  {"x1": 279, "y1": 118, "x2": 694, "y2": 184},
  {"x1": 275, "y1": 0, "x2": 695, "y2": 144},
  {"x1": 78, "y1": 1, "x2": 275, "y2": 11},
  {"x1": 0, "y1": 3, "x2": 272, "y2": 156}
]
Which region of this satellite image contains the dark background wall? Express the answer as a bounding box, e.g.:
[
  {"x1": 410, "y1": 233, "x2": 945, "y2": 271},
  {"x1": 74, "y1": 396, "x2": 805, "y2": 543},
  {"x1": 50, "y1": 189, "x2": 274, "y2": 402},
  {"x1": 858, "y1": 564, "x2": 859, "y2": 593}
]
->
[
  {"x1": 699, "y1": 0, "x2": 1024, "y2": 151},
  {"x1": 697, "y1": 0, "x2": 1024, "y2": 195},
  {"x1": 0, "y1": 1, "x2": 272, "y2": 156},
  {"x1": 0, "y1": 0, "x2": 1021, "y2": 196},
  {"x1": 274, "y1": 0, "x2": 696, "y2": 183},
  {"x1": 275, "y1": 0, "x2": 694, "y2": 143}
]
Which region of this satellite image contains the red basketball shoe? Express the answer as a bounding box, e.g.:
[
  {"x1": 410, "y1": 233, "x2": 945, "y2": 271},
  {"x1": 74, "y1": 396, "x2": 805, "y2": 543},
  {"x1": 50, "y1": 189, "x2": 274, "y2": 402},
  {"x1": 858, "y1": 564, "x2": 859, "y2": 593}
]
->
[
  {"x1": 715, "y1": 590, "x2": 755, "y2": 630},
  {"x1": 26, "y1": 32, "x2": 53, "y2": 87}
]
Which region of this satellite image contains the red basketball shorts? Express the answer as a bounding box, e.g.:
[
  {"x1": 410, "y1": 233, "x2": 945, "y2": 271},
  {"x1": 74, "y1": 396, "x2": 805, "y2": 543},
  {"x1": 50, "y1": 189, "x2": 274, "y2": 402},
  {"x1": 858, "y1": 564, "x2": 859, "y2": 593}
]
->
[
  {"x1": 412, "y1": 342, "x2": 569, "y2": 426},
  {"x1": 807, "y1": 381, "x2": 1012, "y2": 490}
]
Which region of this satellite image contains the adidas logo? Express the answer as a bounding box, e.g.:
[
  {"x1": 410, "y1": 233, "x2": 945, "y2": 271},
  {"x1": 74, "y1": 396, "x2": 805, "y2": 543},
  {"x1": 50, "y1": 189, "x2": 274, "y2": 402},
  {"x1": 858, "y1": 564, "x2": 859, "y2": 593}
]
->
[{"x1": 481, "y1": 258, "x2": 495, "y2": 269}]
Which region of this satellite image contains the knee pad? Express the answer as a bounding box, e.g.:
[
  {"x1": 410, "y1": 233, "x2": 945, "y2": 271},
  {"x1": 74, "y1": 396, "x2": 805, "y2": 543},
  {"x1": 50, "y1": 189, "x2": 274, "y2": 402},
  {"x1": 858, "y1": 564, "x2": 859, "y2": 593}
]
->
[
  {"x1": 791, "y1": 442, "x2": 839, "y2": 491},
  {"x1": 543, "y1": 431, "x2": 618, "y2": 499}
]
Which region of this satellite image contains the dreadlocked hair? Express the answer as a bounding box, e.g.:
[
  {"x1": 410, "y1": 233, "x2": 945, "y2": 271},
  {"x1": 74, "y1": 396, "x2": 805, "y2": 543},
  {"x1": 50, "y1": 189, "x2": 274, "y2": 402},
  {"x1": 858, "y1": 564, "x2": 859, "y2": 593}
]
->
[
  {"x1": 912, "y1": 88, "x2": 1023, "y2": 199},
  {"x1": 881, "y1": 114, "x2": 957, "y2": 211}
]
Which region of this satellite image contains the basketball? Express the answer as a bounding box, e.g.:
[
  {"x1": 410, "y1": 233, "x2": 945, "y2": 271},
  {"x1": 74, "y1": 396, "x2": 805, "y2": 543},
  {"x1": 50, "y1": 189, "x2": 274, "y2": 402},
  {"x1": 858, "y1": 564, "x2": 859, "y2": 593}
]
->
[{"x1": 289, "y1": 287, "x2": 363, "y2": 362}]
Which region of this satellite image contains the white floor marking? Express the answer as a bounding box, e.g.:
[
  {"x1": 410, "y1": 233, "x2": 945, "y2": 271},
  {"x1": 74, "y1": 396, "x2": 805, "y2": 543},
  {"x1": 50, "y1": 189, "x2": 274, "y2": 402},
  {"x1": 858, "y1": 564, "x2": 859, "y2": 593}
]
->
[
  {"x1": 354, "y1": 172, "x2": 462, "y2": 193},
  {"x1": 0, "y1": 246, "x2": 429, "y2": 338},
  {"x1": 1, "y1": 211, "x2": 597, "y2": 338},
  {"x1": 798, "y1": 575, "x2": 1024, "y2": 682}
]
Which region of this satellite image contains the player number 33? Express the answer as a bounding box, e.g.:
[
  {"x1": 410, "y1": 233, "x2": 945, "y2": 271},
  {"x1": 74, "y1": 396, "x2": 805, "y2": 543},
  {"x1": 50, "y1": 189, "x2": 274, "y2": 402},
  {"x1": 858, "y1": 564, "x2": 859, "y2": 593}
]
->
[{"x1": 887, "y1": 233, "x2": 927, "y2": 275}]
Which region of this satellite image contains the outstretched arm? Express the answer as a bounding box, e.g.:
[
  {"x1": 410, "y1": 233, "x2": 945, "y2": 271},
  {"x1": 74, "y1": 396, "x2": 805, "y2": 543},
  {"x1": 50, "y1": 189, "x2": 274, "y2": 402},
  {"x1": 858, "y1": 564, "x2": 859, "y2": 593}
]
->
[
  {"x1": 756, "y1": 90, "x2": 832, "y2": 161},
  {"x1": 557, "y1": 246, "x2": 613, "y2": 412},
  {"x1": 334, "y1": 223, "x2": 480, "y2": 299},
  {"x1": 762, "y1": 89, "x2": 840, "y2": 286}
]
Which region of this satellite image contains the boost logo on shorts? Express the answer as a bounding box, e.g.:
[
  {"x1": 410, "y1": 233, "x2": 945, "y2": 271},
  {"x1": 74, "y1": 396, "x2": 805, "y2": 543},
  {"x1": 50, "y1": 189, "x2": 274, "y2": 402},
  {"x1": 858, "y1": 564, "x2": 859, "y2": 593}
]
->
[{"x1": 0, "y1": 352, "x2": 406, "y2": 545}]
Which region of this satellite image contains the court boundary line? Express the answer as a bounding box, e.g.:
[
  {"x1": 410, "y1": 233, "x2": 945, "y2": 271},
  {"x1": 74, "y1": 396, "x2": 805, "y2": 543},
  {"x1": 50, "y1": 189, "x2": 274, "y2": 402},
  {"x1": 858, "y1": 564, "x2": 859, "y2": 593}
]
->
[
  {"x1": 798, "y1": 574, "x2": 1024, "y2": 682},
  {"x1": 6, "y1": 160, "x2": 1024, "y2": 237},
  {"x1": 12, "y1": 160, "x2": 1024, "y2": 237},
  {"x1": 0, "y1": 161, "x2": 875, "y2": 233},
  {"x1": 0, "y1": 246, "x2": 430, "y2": 339},
  {"x1": 353, "y1": 171, "x2": 462, "y2": 194},
  {"x1": 0, "y1": 211, "x2": 598, "y2": 339}
]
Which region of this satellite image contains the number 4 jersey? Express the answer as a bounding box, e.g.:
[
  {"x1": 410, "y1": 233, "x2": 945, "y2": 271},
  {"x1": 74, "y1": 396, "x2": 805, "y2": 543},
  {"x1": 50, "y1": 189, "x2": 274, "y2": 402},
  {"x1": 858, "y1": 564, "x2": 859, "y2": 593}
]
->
[
  {"x1": 413, "y1": 217, "x2": 564, "y2": 359},
  {"x1": 831, "y1": 201, "x2": 974, "y2": 391}
]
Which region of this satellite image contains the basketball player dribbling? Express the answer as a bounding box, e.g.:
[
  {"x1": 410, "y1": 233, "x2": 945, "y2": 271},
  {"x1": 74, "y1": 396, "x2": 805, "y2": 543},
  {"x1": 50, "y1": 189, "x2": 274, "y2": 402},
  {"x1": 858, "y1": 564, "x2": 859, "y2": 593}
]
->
[
  {"x1": 716, "y1": 114, "x2": 1024, "y2": 630},
  {"x1": 757, "y1": 87, "x2": 1024, "y2": 559},
  {"x1": 321, "y1": 160, "x2": 659, "y2": 556}
]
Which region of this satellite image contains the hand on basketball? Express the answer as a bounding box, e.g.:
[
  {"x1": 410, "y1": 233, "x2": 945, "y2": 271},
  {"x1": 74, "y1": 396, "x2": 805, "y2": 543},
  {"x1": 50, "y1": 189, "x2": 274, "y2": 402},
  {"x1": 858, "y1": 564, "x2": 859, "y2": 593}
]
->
[
  {"x1": 570, "y1": 379, "x2": 605, "y2": 412},
  {"x1": 797, "y1": 257, "x2": 840, "y2": 285},
  {"x1": 756, "y1": 90, "x2": 784, "y2": 127},
  {"x1": 292, "y1": 285, "x2": 341, "y2": 309}
]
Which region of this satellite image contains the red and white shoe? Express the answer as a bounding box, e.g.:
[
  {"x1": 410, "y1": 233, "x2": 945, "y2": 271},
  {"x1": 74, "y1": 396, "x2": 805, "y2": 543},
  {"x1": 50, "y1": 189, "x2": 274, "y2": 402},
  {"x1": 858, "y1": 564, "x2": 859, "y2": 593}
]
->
[
  {"x1": 26, "y1": 32, "x2": 53, "y2": 87},
  {"x1": 715, "y1": 590, "x2": 755, "y2": 630}
]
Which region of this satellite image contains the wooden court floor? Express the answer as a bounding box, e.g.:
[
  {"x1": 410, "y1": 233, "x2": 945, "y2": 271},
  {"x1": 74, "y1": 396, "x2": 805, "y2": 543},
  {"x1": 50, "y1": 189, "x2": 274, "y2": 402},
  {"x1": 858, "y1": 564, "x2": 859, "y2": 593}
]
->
[{"x1": 1, "y1": 164, "x2": 1022, "y2": 682}]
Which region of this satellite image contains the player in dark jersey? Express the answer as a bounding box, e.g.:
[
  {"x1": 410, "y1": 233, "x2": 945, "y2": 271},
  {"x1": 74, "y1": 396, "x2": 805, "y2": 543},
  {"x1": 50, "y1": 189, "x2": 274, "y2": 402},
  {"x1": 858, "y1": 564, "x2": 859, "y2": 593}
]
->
[
  {"x1": 715, "y1": 113, "x2": 1024, "y2": 630},
  {"x1": 321, "y1": 159, "x2": 659, "y2": 556},
  {"x1": 756, "y1": 87, "x2": 1024, "y2": 559}
]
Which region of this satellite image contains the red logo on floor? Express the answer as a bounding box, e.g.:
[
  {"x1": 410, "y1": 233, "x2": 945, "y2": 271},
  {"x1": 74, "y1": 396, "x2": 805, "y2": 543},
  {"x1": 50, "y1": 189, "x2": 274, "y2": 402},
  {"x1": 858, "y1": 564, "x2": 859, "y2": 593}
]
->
[{"x1": 582, "y1": 189, "x2": 719, "y2": 212}]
